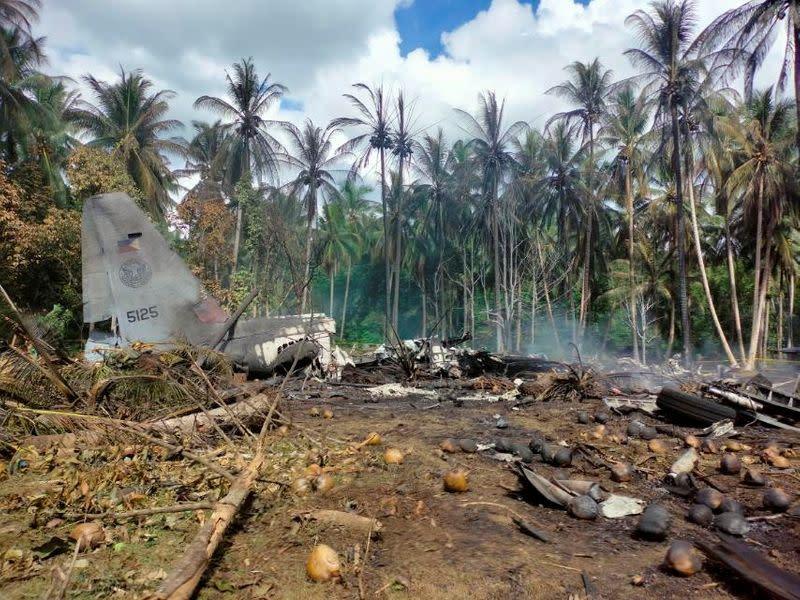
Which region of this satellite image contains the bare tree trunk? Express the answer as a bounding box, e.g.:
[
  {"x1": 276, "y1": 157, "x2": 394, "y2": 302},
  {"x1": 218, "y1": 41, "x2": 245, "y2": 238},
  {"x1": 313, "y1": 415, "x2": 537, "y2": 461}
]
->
[
  {"x1": 341, "y1": 259, "x2": 351, "y2": 339},
  {"x1": 329, "y1": 261, "x2": 335, "y2": 317},
  {"x1": 671, "y1": 101, "x2": 691, "y2": 365},
  {"x1": 789, "y1": 270, "x2": 795, "y2": 347},
  {"x1": 232, "y1": 203, "x2": 242, "y2": 274},
  {"x1": 625, "y1": 162, "x2": 640, "y2": 362},
  {"x1": 763, "y1": 296, "x2": 771, "y2": 359},
  {"x1": 746, "y1": 179, "x2": 765, "y2": 369},
  {"x1": 380, "y1": 147, "x2": 390, "y2": 339},
  {"x1": 666, "y1": 298, "x2": 676, "y2": 361},
  {"x1": 778, "y1": 279, "x2": 784, "y2": 355},
  {"x1": 725, "y1": 213, "x2": 746, "y2": 361},
  {"x1": 492, "y1": 177, "x2": 503, "y2": 352},
  {"x1": 421, "y1": 276, "x2": 427, "y2": 338},
  {"x1": 462, "y1": 249, "x2": 469, "y2": 334},
  {"x1": 579, "y1": 125, "x2": 595, "y2": 340},
  {"x1": 300, "y1": 182, "x2": 316, "y2": 313},
  {"x1": 686, "y1": 159, "x2": 738, "y2": 366},
  {"x1": 536, "y1": 239, "x2": 561, "y2": 352},
  {"x1": 392, "y1": 158, "x2": 405, "y2": 334},
  {"x1": 531, "y1": 268, "x2": 537, "y2": 346}
]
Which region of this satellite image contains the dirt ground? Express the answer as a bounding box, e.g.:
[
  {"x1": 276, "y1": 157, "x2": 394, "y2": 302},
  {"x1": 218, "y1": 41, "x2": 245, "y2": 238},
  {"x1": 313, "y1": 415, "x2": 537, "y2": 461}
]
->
[{"x1": 1, "y1": 377, "x2": 799, "y2": 599}]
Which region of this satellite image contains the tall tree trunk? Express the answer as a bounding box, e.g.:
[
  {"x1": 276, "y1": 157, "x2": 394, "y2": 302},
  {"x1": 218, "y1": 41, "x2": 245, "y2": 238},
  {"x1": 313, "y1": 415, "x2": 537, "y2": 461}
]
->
[
  {"x1": 625, "y1": 160, "x2": 640, "y2": 362},
  {"x1": 300, "y1": 183, "x2": 316, "y2": 313},
  {"x1": 686, "y1": 151, "x2": 738, "y2": 366},
  {"x1": 789, "y1": 270, "x2": 795, "y2": 347},
  {"x1": 536, "y1": 239, "x2": 561, "y2": 352},
  {"x1": 531, "y1": 268, "x2": 537, "y2": 346},
  {"x1": 666, "y1": 298, "x2": 676, "y2": 360},
  {"x1": 579, "y1": 125, "x2": 595, "y2": 339},
  {"x1": 341, "y1": 259, "x2": 351, "y2": 339},
  {"x1": 380, "y1": 146, "x2": 390, "y2": 339},
  {"x1": 725, "y1": 212, "x2": 746, "y2": 361},
  {"x1": 328, "y1": 261, "x2": 335, "y2": 317},
  {"x1": 492, "y1": 177, "x2": 503, "y2": 351},
  {"x1": 462, "y1": 248, "x2": 469, "y2": 335},
  {"x1": 746, "y1": 178, "x2": 765, "y2": 369},
  {"x1": 232, "y1": 203, "x2": 243, "y2": 274},
  {"x1": 392, "y1": 159, "x2": 404, "y2": 334},
  {"x1": 421, "y1": 276, "x2": 427, "y2": 338},
  {"x1": 670, "y1": 101, "x2": 691, "y2": 365},
  {"x1": 778, "y1": 279, "x2": 784, "y2": 356}
]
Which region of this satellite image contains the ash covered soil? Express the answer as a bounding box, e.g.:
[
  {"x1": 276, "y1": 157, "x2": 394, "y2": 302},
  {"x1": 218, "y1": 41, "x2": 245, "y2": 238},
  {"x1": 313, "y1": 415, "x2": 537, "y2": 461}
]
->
[{"x1": 1, "y1": 371, "x2": 799, "y2": 599}]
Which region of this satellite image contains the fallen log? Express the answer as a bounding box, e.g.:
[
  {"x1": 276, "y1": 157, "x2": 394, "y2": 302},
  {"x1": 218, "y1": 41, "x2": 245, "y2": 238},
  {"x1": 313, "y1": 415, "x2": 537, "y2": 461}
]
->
[
  {"x1": 696, "y1": 535, "x2": 800, "y2": 600},
  {"x1": 146, "y1": 393, "x2": 274, "y2": 435},
  {"x1": 656, "y1": 387, "x2": 737, "y2": 425},
  {"x1": 149, "y1": 397, "x2": 279, "y2": 600}
]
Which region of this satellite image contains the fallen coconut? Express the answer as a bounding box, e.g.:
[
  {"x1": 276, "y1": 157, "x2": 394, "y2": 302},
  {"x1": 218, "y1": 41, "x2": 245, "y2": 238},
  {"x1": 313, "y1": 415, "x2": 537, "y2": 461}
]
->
[
  {"x1": 714, "y1": 512, "x2": 749, "y2": 536},
  {"x1": 443, "y1": 470, "x2": 469, "y2": 493},
  {"x1": 309, "y1": 407, "x2": 321, "y2": 417},
  {"x1": 363, "y1": 432, "x2": 382, "y2": 446},
  {"x1": 724, "y1": 440, "x2": 743, "y2": 452},
  {"x1": 458, "y1": 439, "x2": 478, "y2": 453},
  {"x1": 384, "y1": 448, "x2": 405, "y2": 465},
  {"x1": 305, "y1": 463, "x2": 323, "y2": 478},
  {"x1": 495, "y1": 437, "x2": 514, "y2": 454},
  {"x1": 763, "y1": 488, "x2": 792, "y2": 512},
  {"x1": 568, "y1": 495, "x2": 599, "y2": 520},
  {"x1": 313, "y1": 473, "x2": 335, "y2": 493},
  {"x1": 528, "y1": 434, "x2": 545, "y2": 454},
  {"x1": 701, "y1": 439, "x2": 719, "y2": 454},
  {"x1": 540, "y1": 443, "x2": 558, "y2": 463},
  {"x1": 627, "y1": 421, "x2": 645, "y2": 438},
  {"x1": 720, "y1": 453, "x2": 741, "y2": 475},
  {"x1": 684, "y1": 434, "x2": 701, "y2": 448},
  {"x1": 552, "y1": 447, "x2": 573, "y2": 467},
  {"x1": 695, "y1": 488, "x2": 724, "y2": 512},
  {"x1": 687, "y1": 504, "x2": 713, "y2": 527},
  {"x1": 577, "y1": 411, "x2": 590, "y2": 424},
  {"x1": 648, "y1": 439, "x2": 669, "y2": 454},
  {"x1": 511, "y1": 442, "x2": 534, "y2": 463},
  {"x1": 610, "y1": 462, "x2": 633, "y2": 483},
  {"x1": 439, "y1": 438, "x2": 460, "y2": 454},
  {"x1": 291, "y1": 478, "x2": 312, "y2": 496},
  {"x1": 767, "y1": 455, "x2": 791, "y2": 468},
  {"x1": 640, "y1": 427, "x2": 658, "y2": 441},
  {"x1": 69, "y1": 522, "x2": 105, "y2": 551},
  {"x1": 594, "y1": 412, "x2": 610, "y2": 424},
  {"x1": 719, "y1": 497, "x2": 744, "y2": 515},
  {"x1": 306, "y1": 544, "x2": 341, "y2": 582},
  {"x1": 742, "y1": 468, "x2": 766, "y2": 486},
  {"x1": 322, "y1": 408, "x2": 334, "y2": 419},
  {"x1": 665, "y1": 540, "x2": 702, "y2": 576},
  {"x1": 637, "y1": 504, "x2": 671, "y2": 540}
]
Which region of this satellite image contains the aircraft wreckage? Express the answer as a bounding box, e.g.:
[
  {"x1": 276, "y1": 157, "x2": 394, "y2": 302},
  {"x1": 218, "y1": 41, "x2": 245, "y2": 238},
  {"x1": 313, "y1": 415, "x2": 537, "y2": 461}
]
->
[{"x1": 81, "y1": 191, "x2": 335, "y2": 375}]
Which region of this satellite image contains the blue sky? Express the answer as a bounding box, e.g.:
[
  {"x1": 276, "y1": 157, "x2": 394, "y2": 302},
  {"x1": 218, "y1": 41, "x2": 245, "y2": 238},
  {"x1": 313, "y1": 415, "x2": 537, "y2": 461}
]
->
[{"x1": 395, "y1": 0, "x2": 591, "y2": 56}]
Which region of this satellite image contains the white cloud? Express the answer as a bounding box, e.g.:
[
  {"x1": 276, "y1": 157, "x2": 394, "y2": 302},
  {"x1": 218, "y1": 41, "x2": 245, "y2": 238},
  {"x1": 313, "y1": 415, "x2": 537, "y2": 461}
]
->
[{"x1": 36, "y1": 0, "x2": 787, "y2": 182}]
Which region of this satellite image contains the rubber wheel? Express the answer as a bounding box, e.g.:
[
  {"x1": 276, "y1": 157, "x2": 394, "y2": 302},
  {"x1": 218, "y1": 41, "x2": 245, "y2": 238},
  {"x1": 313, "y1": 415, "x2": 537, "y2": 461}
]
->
[{"x1": 657, "y1": 387, "x2": 737, "y2": 425}]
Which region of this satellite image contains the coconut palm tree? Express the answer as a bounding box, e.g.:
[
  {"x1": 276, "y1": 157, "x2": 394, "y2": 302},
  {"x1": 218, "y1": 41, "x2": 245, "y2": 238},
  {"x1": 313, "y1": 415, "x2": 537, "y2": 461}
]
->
[
  {"x1": 72, "y1": 68, "x2": 184, "y2": 219},
  {"x1": 332, "y1": 83, "x2": 394, "y2": 334},
  {"x1": 599, "y1": 85, "x2": 652, "y2": 361},
  {"x1": 175, "y1": 120, "x2": 228, "y2": 183},
  {"x1": 720, "y1": 88, "x2": 795, "y2": 368},
  {"x1": 455, "y1": 91, "x2": 527, "y2": 351},
  {"x1": 194, "y1": 58, "x2": 287, "y2": 268},
  {"x1": 389, "y1": 90, "x2": 415, "y2": 331},
  {"x1": 547, "y1": 58, "x2": 614, "y2": 335},
  {"x1": 0, "y1": 26, "x2": 44, "y2": 163},
  {"x1": 696, "y1": 0, "x2": 800, "y2": 150},
  {"x1": 277, "y1": 119, "x2": 345, "y2": 312},
  {"x1": 0, "y1": 0, "x2": 40, "y2": 78},
  {"x1": 624, "y1": 0, "x2": 709, "y2": 364}
]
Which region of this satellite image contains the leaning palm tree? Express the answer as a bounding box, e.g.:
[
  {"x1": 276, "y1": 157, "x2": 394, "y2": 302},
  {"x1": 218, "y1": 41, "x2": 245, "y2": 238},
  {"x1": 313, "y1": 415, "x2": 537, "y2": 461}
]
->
[
  {"x1": 624, "y1": 0, "x2": 708, "y2": 364},
  {"x1": 194, "y1": 58, "x2": 287, "y2": 268},
  {"x1": 331, "y1": 83, "x2": 394, "y2": 333},
  {"x1": 73, "y1": 68, "x2": 184, "y2": 219},
  {"x1": 599, "y1": 85, "x2": 652, "y2": 361},
  {"x1": 547, "y1": 58, "x2": 614, "y2": 336},
  {"x1": 277, "y1": 119, "x2": 345, "y2": 312},
  {"x1": 696, "y1": 0, "x2": 800, "y2": 150},
  {"x1": 455, "y1": 91, "x2": 527, "y2": 351}
]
